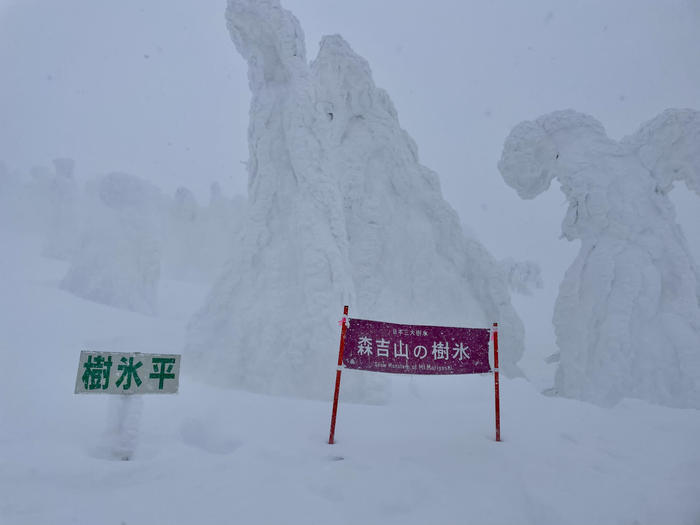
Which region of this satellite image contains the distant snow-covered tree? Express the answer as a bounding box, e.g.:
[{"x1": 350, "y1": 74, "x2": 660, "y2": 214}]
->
[
  {"x1": 500, "y1": 258, "x2": 543, "y2": 296},
  {"x1": 61, "y1": 172, "x2": 164, "y2": 315},
  {"x1": 499, "y1": 109, "x2": 700, "y2": 408}
]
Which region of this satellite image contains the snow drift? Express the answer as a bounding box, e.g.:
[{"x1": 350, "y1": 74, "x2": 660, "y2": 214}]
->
[
  {"x1": 184, "y1": 0, "x2": 525, "y2": 401},
  {"x1": 498, "y1": 109, "x2": 700, "y2": 408}
]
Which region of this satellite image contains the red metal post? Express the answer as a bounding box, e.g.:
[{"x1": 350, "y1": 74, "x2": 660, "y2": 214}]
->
[
  {"x1": 493, "y1": 322, "x2": 501, "y2": 442},
  {"x1": 328, "y1": 305, "x2": 349, "y2": 444}
]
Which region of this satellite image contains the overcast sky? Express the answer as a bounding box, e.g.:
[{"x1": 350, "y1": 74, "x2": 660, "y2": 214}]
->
[{"x1": 1, "y1": 0, "x2": 698, "y2": 377}]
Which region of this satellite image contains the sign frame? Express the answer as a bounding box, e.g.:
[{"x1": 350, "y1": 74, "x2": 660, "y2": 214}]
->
[
  {"x1": 327, "y1": 306, "x2": 501, "y2": 444},
  {"x1": 74, "y1": 350, "x2": 181, "y2": 395}
]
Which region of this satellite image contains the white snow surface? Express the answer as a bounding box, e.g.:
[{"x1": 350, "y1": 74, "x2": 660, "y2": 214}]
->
[
  {"x1": 185, "y1": 0, "x2": 524, "y2": 401},
  {"x1": 1, "y1": 231, "x2": 699, "y2": 525},
  {"x1": 499, "y1": 109, "x2": 700, "y2": 408}
]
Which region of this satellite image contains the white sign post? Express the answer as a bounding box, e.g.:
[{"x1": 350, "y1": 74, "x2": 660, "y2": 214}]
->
[{"x1": 74, "y1": 351, "x2": 181, "y2": 460}]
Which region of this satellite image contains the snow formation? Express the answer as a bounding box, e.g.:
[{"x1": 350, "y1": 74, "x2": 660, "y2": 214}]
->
[
  {"x1": 61, "y1": 173, "x2": 164, "y2": 315},
  {"x1": 163, "y1": 183, "x2": 245, "y2": 282},
  {"x1": 0, "y1": 162, "x2": 22, "y2": 230},
  {"x1": 500, "y1": 258, "x2": 543, "y2": 296},
  {"x1": 39, "y1": 158, "x2": 81, "y2": 259},
  {"x1": 1, "y1": 154, "x2": 246, "y2": 309},
  {"x1": 184, "y1": 0, "x2": 525, "y2": 400},
  {"x1": 0, "y1": 159, "x2": 85, "y2": 257},
  {"x1": 0, "y1": 158, "x2": 84, "y2": 259},
  {"x1": 499, "y1": 109, "x2": 700, "y2": 407}
]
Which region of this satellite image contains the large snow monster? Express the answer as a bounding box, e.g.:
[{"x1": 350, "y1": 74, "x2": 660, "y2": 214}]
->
[
  {"x1": 499, "y1": 109, "x2": 700, "y2": 407},
  {"x1": 184, "y1": 0, "x2": 525, "y2": 401}
]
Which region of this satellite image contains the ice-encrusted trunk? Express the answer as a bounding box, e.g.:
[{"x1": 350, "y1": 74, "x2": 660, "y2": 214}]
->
[
  {"x1": 184, "y1": 0, "x2": 525, "y2": 400},
  {"x1": 499, "y1": 109, "x2": 700, "y2": 408}
]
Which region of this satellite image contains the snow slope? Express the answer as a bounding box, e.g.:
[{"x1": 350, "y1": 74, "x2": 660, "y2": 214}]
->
[
  {"x1": 185, "y1": 0, "x2": 524, "y2": 402},
  {"x1": 499, "y1": 109, "x2": 700, "y2": 408},
  {"x1": 1, "y1": 231, "x2": 699, "y2": 525}
]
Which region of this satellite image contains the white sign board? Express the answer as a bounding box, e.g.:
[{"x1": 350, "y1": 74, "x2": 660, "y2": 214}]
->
[{"x1": 75, "y1": 351, "x2": 181, "y2": 394}]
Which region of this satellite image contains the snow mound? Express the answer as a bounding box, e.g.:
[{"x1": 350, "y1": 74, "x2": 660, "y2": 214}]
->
[
  {"x1": 184, "y1": 0, "x2": 525, "y2": 401},
  {"x1": 498, "y1": 109, "x2": 700, "y2": 408},
  {"x1": 60, "y1": 172, "x2": 164, "y2": 315}
]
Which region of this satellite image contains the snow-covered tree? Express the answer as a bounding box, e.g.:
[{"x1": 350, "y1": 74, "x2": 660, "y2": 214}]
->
[
  {"x1": 500, "y1": 258, "x2": 543, "y2": 296},
  {"x1": 162, "y1": 186, "x2": 203, "y2": 281},
  {"x1": 0, "y1": 161, "x2": 20, "y2": 228},
  {"x1": 61, "y1": 172, "x2": 164, "y2": 315},
  {"x1": 41, "y1": 158, "x2": 81, "y2": 259},
  {"x1": 163, "y1": 183, "x2": 245, "y2": 283},
  {"x1": 184, "y1": 0, "x2": 525, "y2": 401},
  {"x1": 499, "y1": 109, "x2": 700, "y2": 407}
]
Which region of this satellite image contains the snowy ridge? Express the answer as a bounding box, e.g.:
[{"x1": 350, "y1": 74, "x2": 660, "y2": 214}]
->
[
  {"x1": 499, "y1": 109, "x2": 700, "y2": 408},
  {"x1": 184, "y1": 0, "x2": 525, "y2": 401}
]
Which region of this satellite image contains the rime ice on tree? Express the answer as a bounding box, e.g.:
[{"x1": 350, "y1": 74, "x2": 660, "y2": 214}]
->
[
  {"x1": 184, "y1": 0, "x2": 525, "y2": 401},
  {"x1": 498, "y1": 109, "x2": 700, "y2": 408},
  {"x1": 310, "y1": 34, "x2": 524, "y2": 372}
]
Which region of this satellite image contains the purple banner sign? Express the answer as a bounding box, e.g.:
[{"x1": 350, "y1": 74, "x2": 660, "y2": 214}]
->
[{"x1": 343, "y1": 318, "x2": 492, "y2": 375}]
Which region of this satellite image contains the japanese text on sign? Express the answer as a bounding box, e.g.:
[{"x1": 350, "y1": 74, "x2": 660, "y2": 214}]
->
[
  {"x1": 74, "y1": 351, "x2": 181, "y2": 394},
  {"x1": 343, "y1": 318, "x2": 491, "y2": 375}
]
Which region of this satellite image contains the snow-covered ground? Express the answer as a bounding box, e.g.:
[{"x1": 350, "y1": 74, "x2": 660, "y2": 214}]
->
[{"x1": 2, "y1": 231, "x2": 699, "y2": 525}]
